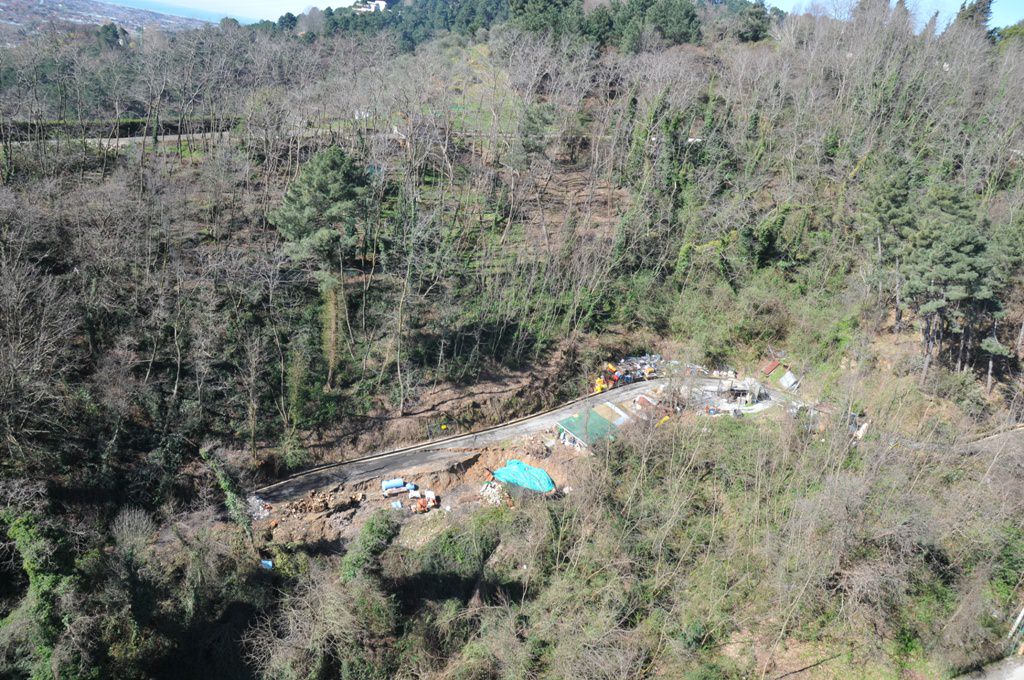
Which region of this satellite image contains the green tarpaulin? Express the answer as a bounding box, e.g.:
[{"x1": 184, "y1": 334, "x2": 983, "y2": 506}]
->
[
  {"x1": 557, "y1": 409, "x2": 617, "y2": 446},
  {"x1": 492, "y1": 459, "x2": 555, "y2": 493}
]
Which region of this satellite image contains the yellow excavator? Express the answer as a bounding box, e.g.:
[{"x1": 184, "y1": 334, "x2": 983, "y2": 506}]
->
[{"x1": 594, "y1": 363, "x2": 620, "y2": 393}]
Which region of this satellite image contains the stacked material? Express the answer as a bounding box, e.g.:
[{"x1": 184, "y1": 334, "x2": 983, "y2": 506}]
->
[
  {"x1": 381, "y1": 478, "x2": 419, "y2": 498},
  {"x1": 479, "y1": 481, "x2": 504, "y2": 505}
]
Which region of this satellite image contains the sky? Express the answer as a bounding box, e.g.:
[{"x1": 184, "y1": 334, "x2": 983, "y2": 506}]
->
[
  {"x1": 105, "y1": 0, "x2": 1024, "y2": 27},
  {"x1": 772, "y1": 0, "x2": 1024, "y2": 28}
]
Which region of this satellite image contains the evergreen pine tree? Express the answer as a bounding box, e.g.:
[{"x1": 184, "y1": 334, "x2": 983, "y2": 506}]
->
[
  {"x1": 955, "y1": 0, "x2": 994, "y2": 35},
  {"x1": 269, "y1": 147, "x2": 371, "y2": 388},
  {"x1": 269, "y1": 146, "x2": 370, "y2": 269},
  {"x1": 736, "y1": 1, "x2": 770, "y2": 42},
  {"x1": 647, "y1": 0, "x2": 700, "y2": 45},
  {"x1": 903, "y1": 185, "x2": 988, "y2": 382}
]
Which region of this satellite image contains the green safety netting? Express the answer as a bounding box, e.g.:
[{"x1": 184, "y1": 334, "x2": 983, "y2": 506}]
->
[{"x1": 492, "y1": 459, "x2": 555, "y2": 493}]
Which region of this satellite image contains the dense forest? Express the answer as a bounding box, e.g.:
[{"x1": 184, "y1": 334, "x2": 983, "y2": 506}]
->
[{"x1": 2, "y1": 0, "x2": 1024, "y2": 677}]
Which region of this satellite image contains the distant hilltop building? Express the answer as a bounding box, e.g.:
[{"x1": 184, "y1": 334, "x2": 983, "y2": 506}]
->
[{"x1": 354, "y1": 0, "x2": 388, "y2": 12}]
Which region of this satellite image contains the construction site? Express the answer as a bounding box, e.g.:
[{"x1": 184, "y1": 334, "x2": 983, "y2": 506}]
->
[{"x1": 248, "y1": 355, "x2": 812, "y2": 556}]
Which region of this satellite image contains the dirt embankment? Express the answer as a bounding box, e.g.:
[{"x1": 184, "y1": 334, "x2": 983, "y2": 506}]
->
[{"x1": 296, "y1": 343, "x2": 585, "y2": 466}]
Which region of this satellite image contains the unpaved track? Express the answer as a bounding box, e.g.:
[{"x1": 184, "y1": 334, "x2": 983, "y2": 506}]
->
[{"x1": 256, "y1": 379, "x2": 670, "y2": 503}]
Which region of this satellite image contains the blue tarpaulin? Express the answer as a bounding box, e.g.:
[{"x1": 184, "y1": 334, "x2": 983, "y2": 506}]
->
[{"x1": 492, "y1": 460, "x2": 555, "y2": 493}]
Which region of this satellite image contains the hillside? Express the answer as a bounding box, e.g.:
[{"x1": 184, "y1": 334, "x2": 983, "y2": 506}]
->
[
  {"x1": 1, "y1": 0, "x2": 1024, "y2": 678},
  {"x1": 0, "y1": 0, "x2": 208, "y2": 43}
]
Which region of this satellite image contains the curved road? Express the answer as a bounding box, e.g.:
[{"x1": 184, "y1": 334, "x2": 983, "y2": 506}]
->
[
  {"x1": 259, "y1": 367, "x2": 1023, "y2": 509},
  {"x1": 253, "y1": 375, "x2": 810, "y2": 504},
  {"x1": 256, "y1": 379, "x2": 671, "y2": 503}
]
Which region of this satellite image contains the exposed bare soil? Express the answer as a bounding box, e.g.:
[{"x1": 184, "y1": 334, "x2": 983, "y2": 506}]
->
[
  {"x1": 521, "y1": 166, "x2": 630, "y2": 248},
  {"x1": 294, "y1": 343, "x2": 584, "y2": 467},
  {"x1": 256, "y1": 437, "x2": 588, "y2": 548}
]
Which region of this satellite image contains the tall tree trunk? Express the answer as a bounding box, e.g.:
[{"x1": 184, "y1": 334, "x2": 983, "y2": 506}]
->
[
  {"x1": 894, "y1": 274, "x2": 903, "y2": 330},
  {"x1": 248, "y1": 398, "x2": 258, "y2": 465},
  {"x1": 956, "y1": 328, "x2": 966, "y2": 372},
  {"x1": 322, "y1": 286, "x2": 339, "y2": 390},
  {"x1": 987, "y1": 355, "x2": 994, "y2": 394},
  {"x1": 876, "y1": 234, "x2": 883, "y2": 300},
  {"x1": 920, "y1": 315, "x2": 934, "y2": 386},
  {"x1": 395, "y1": 264, "x2": 411, "y2": 415}
]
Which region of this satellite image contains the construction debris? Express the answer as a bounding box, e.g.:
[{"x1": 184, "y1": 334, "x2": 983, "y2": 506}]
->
[
  {"x1": 252, "y1": 354, "x2": 818, "y2": 549},
  {"x1": 282, "y1": 489, "x2": 363, "y2": 516},
  {"x1": 594, "y1": 354, "x2": 666, "y2": 392},
  {"x1": 761, "y1": 357, "x2": 799, "y2": 391},
  {"x1": 779, "y1": 370, "x2": 799, "y2": 390},
  {"x1": 377, "y1": 475, "x2": 443, "y2": 513},
  {"x1": 288, "y1": 490, "x2": 332, "y2": 514},
  {"x1": 411, "y1": 492, "x2": 440, "y2": 513},
  {"x1": 247, "y1": 495, "x2": 272, "y2": 520},
  {"x1": 382, "y1": 477, "x2": 405, "y2": 492},
  {"x1": 479, "y1": 481, "x2": 511, "y2": 507},
  {"x1": 381, "y1": 478, "x2": 421, "y2": 498}
]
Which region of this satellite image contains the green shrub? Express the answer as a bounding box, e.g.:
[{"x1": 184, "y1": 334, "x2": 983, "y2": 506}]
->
[
  {"x1": 269, "y1": 545, "x2": 311, "y2": 580},
  {"x1": 341, "y1": 511, "x2": 400, "y2": 582},
  {"x1": 279, "y1": 431, "x2": 310, "y2": 471},
  {"x1": 199, "y1": 447, "x2": 251, "y2": 537},
  {"x1": 682, "y1": 662, "x2": 741, "y2": 680},
  {"x1": 0, "y1": 512, "x2": 76, "y2": 677},
  {"x1": 420, "y1": 524, "x2": 500, "y2": 580},
  {"x1": 992, "y1": 525, "x2": 1024, "y2": 603}
]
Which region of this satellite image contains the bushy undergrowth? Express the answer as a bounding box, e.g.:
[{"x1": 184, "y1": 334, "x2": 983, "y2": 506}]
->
[{"x1": 244, "y1": 409, "x2": 1024, "y2": 678}]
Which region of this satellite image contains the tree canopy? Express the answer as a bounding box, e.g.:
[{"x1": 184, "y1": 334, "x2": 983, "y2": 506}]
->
[{"x1": 269, "y1": 146, "x2": 370, "y2": 270}]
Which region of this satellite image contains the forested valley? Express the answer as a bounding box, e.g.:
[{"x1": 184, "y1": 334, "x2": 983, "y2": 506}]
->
[{"x1": 3, "y1": 0, "x2": 1024, "y2": 677}]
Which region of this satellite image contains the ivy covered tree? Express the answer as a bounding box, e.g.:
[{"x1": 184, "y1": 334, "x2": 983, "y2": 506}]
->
[{"x1": 96, "y1": 22, "x2": 128, "y2": 50}]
